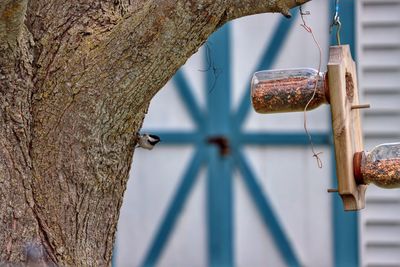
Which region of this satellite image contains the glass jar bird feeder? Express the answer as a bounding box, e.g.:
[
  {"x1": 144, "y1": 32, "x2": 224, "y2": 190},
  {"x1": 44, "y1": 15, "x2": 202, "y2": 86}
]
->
[
  {"x1": 250, "y1": 45, "x2": 400, "y2": 211},
  {"x1": 251, "y1": 68, "x2": 328, "y2": 113},
  {"x1": 354, "y1": 143, "x2": 400, "y2": 189}
]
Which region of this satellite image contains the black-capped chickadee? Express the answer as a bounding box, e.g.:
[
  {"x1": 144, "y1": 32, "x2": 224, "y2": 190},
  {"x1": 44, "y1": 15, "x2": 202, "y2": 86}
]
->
[{"x1": 137, "y1": 133, "x2": 161, "y2": 150}]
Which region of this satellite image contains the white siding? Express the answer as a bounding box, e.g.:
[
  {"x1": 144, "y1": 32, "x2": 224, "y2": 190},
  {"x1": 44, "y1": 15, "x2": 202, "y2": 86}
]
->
[{"x1": 357, "y1": 1, "x2": 400, "y2": 266}]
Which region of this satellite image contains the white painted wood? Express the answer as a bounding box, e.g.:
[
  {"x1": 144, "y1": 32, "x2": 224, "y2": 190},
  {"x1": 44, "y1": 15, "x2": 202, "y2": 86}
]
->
[
  {"x1": 143, "y1": 80, "x2": 196, "y2": 131},
  {"x1": 235, "y1": 172, "x2": 286, "y2": 267},
  {"x1": 242, "y1": 147, "x2": 333, "y2": 267},
  {"x1": 116, "y1": 146, "x2": 198, "y2": 267},
  {"x1": 158, "y1": 169, "x2": 208, "y2": 267}
]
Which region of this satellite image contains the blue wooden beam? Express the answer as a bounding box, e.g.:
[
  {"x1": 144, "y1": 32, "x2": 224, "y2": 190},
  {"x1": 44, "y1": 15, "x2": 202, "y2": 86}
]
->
[
  {"x1": 331, "y1": 153, "x2": 360, "y2": 267},
  {"x1": 206, "y1": 27, "x2": 231, "y2": 135},
  {"x1": 141, "y1": 131, "x2": 202, "y2": 145},
  {"x1": 235, "y1": 149, "x2": 301, "y2": 267},
  {"x1": 234, "y1": 13, "x2": 298, "y2": 128},
  {"x1": 239, "y1": 132, "x2": 331, "y2": 146},
  {"x1": 205, "y1": 24, "x2": 234, "y2": 267},
  {"x1": 207, "y1": 147, "x2": 234, "y2": 267},
  {"x1": 141, "y1": 148, "x2": 205, "y2": 267},
  {"x1": 174, "y1": 70, "x2": 205, "y2": 128},
  {"x1": 143, "y1": 131, "x2": 332, "y2": 146}
]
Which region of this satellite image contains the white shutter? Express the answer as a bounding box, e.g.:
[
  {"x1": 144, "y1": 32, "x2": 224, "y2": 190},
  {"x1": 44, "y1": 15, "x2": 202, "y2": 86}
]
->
[{"x1": 357, "y1": 1, "x2": 400, "y2": 267}]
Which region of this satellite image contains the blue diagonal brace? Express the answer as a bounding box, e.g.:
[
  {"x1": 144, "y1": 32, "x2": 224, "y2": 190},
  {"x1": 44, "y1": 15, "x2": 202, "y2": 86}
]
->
[
  {"x1": 141, "y1": 147, "x2": 205, "y2": 267},
  {"x1": 234, "y1": 149, "x2": 301, "y2": 267},
  {"x1": 174, "y1": 70, "x2": 205, "y2": 128},
  {"x1": 234, "y1": 13, "x2": 298, "y2": 127}
]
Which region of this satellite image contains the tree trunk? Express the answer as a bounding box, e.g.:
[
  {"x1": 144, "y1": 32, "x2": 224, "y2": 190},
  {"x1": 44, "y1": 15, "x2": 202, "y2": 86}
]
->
[{"x1": 0, "y1": 0, "x2": 308, "y2": 265}]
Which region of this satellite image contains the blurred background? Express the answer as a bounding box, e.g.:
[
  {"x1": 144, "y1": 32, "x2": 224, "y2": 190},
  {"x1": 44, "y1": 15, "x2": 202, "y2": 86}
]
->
[{"x1": 115, "y1": 0, "x2": 400, "y2": 266}]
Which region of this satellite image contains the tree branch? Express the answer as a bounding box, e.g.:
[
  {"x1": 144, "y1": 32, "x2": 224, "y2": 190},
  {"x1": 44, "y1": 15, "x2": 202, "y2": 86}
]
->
[{"x1": 224, "y1": 0, "x2": 311, "y2": 21}]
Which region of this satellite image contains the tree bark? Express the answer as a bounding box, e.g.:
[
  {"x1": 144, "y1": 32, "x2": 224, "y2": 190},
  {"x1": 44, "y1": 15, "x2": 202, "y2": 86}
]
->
[{"x1": 0, "y1": 0, "x2": 309, "y2": 265}]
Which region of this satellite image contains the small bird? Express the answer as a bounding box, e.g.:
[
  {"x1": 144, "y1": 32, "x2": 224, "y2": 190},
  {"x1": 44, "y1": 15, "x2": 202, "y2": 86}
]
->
[{"x1": 137, "y1": 133, "x2": 161, "y2": 150}]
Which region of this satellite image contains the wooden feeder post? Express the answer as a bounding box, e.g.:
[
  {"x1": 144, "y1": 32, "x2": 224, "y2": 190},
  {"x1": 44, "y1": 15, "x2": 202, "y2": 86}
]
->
[{"x1": 327, "y1": 45, "x2": 367, "y2": 211}]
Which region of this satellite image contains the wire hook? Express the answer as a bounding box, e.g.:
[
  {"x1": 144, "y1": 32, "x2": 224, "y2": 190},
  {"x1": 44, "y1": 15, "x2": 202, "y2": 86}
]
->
[{"x1": 330, "y1": 0, "x2": 341, "y2": 45}]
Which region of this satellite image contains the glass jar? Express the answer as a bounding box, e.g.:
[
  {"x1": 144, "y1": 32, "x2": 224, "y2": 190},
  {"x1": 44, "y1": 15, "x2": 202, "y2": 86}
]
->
[
  {"x1": 251, "y1": 68, "x2": 328, "y2": 113},
  {"x1": 354, "y1": 143, "x2": 400, "y2": 188}
]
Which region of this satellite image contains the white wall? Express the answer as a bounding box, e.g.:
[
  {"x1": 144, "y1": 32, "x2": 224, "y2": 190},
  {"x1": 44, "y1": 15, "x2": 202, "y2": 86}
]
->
[{"x1": 357, "y1": 1, "x2": 400, "y2": 266}]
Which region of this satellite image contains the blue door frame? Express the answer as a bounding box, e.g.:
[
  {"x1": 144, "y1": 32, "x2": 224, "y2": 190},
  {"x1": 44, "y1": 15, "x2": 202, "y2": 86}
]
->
[
  {"x1": 125, "y1": 3, "x2": 358, "y2": 267},
  {"x1": 330, "y1": 1, "x2": 359, "y2": 267}
]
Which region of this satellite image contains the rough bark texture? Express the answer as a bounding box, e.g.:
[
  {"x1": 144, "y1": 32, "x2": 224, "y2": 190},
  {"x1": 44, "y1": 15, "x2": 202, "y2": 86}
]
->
[{"x1": 0, "y1": 0, "x2": 309, "y2": 266}]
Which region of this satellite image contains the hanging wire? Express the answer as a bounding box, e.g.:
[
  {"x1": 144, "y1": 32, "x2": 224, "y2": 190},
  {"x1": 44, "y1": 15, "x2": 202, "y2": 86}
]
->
[
  {"x1": 299, "y1": 5, "x2": 323, "y2": 169},
  {"x1": 198, "y1": 42, "x2": 221, "y2": 93},
  {"x1": 330, "y1": 0, "x2": 342, "y2": 45}
]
